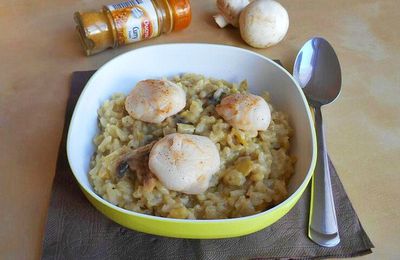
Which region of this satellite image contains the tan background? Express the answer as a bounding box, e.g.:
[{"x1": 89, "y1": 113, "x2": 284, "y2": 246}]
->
[{"x1": 0, "y1": 0, "x2": 399, "y2": 259}]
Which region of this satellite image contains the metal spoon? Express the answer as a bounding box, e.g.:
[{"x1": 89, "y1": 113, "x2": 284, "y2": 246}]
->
[{"x1": 293, "y1": 37, "x2": 342, "y2": 247}]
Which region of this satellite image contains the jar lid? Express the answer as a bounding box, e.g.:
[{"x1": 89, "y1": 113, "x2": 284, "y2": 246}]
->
[{"x1": 168, "y1": 0, "x2": 191, "y2": 31}]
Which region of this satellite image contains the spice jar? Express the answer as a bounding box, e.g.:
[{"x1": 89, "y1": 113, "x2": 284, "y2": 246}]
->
[{"x1": 74, "y1": 0, "x2": 191, "y2": 56}]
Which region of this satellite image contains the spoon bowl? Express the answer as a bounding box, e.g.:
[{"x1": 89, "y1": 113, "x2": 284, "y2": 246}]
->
[{"x1": 294, "y1": 37, "x2": 341, "y2": 107}]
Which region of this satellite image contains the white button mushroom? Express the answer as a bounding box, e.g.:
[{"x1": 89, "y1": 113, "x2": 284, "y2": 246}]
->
[
  {"x1": 148, "y1": 133, "x2": 220, "y2": 194},
  {"x1": 239, "y1": 0, "x2": 289, "y2": 48},
  {"x1": 216, "y1": 93, "x2": 271, "y2": 133},
  {"x1": 213, "y1": 0, "x2": 250, "y2": 28},
  {"x1": 125, "y1": 79, "x2": 186, "y2": 124}
]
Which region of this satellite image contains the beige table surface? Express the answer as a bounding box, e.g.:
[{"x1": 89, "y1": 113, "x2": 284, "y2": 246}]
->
[{"x1": 1, "y1": 0, "x2": 399, "y2": 259}]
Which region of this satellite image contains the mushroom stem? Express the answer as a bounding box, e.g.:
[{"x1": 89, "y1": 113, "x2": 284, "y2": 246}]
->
[
  {"x1": 214, "y1": 0, "x2": 251, "y2": 28},
  {"x1": 213, "y1": 14, "x2": 229, "y2": 28}
]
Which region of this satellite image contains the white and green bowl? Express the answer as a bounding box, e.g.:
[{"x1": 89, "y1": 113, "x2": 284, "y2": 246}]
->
[{"x1": 67, "y1": 43, "x2": 317, "y2": 238}]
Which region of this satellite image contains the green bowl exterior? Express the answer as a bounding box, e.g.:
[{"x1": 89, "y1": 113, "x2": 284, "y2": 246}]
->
[{"x1": 80, "y1": 174, "x2": 311, "y2": 239}]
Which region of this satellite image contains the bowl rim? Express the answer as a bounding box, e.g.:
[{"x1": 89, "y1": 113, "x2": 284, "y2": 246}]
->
[{"x1": 67, "y1": 43, "x2": 317, "y2": 223}]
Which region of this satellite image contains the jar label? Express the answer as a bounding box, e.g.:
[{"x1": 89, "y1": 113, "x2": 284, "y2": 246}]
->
[{"x1": 107, "y1": 0, "x2": 159, "y2": 45}]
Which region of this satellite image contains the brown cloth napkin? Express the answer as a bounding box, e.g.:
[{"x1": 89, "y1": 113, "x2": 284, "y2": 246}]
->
[{"x1": 42, "y1": 70, "x2": 373, "y2": 260}]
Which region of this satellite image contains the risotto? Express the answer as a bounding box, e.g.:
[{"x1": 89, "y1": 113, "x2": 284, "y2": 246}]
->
[{"x1": 89, "y1": 74, "x2": 295, "y2": 219}]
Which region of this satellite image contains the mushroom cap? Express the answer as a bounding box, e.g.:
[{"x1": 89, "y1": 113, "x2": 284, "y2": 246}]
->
[
  {"x1": 148, "y1": 133, "x2": 220, "y2": 194},
  {"x1": 216, "y1": 0, "x2": 250, "y2": 27},
  {"x1": 125, "y1": 79, "x2": 186, "y2": 124},
  {"x1": 216, "y1": 93, "x2": 271, "y2": 132},
  {"x1": 239, "y1": 0, "x2": 289, "y2": 48}
]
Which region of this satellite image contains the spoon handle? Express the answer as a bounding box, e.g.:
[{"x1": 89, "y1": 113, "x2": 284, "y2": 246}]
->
[{"x1": 308, "y1": 106, "x2": 340, "y2": 247}]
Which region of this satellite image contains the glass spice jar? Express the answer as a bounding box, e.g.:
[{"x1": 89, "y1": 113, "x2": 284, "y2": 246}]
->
[{"x1": 74, "y1": 0, "x2": 191, "y2": 56}]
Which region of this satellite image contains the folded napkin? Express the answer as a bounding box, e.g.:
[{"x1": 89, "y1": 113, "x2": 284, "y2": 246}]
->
[{"x1": 42, "y1": 70, "x2": 373, "y2": 259}]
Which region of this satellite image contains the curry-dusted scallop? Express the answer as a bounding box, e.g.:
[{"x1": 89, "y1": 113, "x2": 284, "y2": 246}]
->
[
  {"x1": 125, "y1": 79, "x2": 186, "y2": 124},
  {"x1": 216, "y1": 93, "x2": 271, "y2": 133},
  {"x1": 148, "y1": 133, "x2": 220, "y2": 195}
]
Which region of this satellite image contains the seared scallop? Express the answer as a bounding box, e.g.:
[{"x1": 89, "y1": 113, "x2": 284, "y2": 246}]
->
[
  {"x1": 148, "y1": 133, "x2": 220, "y2": 194},
  {"x1": 125, "y1": 79, "x2": 186, "y2": 123},
  {"x1": 216, "y1": 93, "x2": 271, "y2": 132}
]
